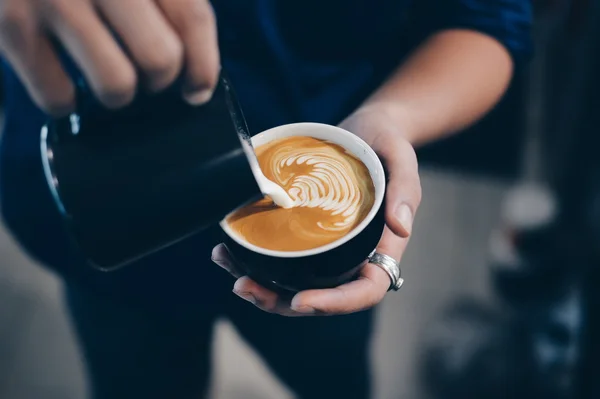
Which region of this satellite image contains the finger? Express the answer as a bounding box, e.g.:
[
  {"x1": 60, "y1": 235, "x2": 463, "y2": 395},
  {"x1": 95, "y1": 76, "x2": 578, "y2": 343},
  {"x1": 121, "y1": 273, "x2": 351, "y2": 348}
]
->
[
  {"x1": 43, "y1": 0, "x2": 137, "y2": 108},
  {"x1": 377, "y1": 137, "x2": 422, "y2": 238},
  {"x1": 0, "y1": 1, "x2": 74, "y2": 115},
  {"x1": 292, "y1": 227, "x2": 408, "y2": 315},
  {"x1": 211, "y1": 243, "x2": 243, "y2": 278},
  {"x1": 233, "y1": 276, "x2": 279, "y2": 311},
  {"x1": 233, "y1": 277, "x2": 303, "y2": 317},
  {"x1": 376, "y1": 225, "x2": 408, "y2": 262},
  {"x1": 369, "y1": 225, "x2": 408, "y2": 288},
  {"x1": 158, "y1": 0, "x2": 219, "y2": 105},
  {"x1": 291, "y1": 260, "x2": 390, "y2": 315},
  {"x1": 98, "y1": 0, "x2": 183, "y2": 92}
]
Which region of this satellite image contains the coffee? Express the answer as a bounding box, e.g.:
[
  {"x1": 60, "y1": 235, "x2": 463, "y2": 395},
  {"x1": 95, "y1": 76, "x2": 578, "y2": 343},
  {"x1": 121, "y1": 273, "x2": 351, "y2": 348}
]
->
[{"x1": 226, "y1": 136, "x2": 376, "y2": 251}]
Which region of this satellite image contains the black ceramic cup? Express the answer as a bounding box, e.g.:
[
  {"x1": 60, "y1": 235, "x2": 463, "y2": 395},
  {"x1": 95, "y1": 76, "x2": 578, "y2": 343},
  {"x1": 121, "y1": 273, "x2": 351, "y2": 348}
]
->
[
  {"x1": 220, "y1": 123, "x2": 387, "y2": 293},
  {"x1": 41, "y1": 74, "x2": 264, "y2": 271}
]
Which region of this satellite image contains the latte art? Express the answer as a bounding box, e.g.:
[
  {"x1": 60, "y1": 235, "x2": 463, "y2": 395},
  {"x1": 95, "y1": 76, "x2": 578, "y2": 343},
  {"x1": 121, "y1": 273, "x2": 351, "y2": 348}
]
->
[
  {"x1": 227, "y1": 136, "x2": 375, "y2": 251},
  {"x1": 275, "y1": 144, "x2": 363, "y2": 231}
]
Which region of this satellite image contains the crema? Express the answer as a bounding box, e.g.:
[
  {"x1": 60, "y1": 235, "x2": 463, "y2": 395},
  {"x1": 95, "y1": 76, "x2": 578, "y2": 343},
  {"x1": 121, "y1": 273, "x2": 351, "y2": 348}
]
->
[{"x1": 227, "y1": 136, "x2": 375, "y2": 251}]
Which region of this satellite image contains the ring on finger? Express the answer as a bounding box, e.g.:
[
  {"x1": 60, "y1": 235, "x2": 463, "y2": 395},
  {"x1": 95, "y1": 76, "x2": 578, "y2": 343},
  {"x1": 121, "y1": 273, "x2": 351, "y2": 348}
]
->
[{"x1": 368, "y1": 252, "x2": 403, "y2": 291}]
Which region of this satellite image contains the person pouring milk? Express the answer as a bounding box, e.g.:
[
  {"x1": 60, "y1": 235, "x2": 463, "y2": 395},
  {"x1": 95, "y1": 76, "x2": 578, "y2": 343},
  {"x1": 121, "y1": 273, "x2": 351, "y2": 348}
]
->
[{"x1": 0, "y1": 1, "x2": 531, "y2": 398}]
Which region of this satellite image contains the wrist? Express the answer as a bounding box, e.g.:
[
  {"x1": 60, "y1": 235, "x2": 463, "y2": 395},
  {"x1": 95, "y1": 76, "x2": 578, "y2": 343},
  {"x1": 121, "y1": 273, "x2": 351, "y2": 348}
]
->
[{"x1": 342, "y1": 102, "x2": 420, "y2": 146}]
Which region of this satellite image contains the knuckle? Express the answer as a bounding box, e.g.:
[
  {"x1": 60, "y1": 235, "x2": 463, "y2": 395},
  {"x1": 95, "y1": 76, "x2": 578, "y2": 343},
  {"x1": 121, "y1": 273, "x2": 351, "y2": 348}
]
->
[
  {"x1": 143, "y1": 40, "x2": 184, "y2": 90},
  {"x1": 96, "y1": 69, "x2": 138, "y2": 108}
]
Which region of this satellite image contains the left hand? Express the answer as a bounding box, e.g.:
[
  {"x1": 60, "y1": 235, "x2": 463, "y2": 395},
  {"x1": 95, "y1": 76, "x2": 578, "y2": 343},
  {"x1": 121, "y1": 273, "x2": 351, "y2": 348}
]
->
[{"x1": 212, "y1": 106, "x2": 422, "y2": 316}]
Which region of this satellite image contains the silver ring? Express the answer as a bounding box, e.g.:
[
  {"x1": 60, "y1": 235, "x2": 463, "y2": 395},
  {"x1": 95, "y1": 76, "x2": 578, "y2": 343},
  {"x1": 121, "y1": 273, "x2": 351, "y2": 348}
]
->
[{"x1": 368, "y1": 252, "x2": 403, "y2": 291}]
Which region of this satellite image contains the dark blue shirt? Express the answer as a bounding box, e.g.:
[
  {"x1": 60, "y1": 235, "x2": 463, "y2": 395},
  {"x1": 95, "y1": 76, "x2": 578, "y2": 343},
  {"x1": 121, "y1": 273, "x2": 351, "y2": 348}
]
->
[{"x1": 0, "y1": 0, "x2": 532, "y2": 308}]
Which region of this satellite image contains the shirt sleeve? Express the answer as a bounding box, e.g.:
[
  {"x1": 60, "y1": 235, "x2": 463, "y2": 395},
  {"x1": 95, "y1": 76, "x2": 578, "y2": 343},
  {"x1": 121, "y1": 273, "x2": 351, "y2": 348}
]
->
[{"x1": 413, "y1": 0, "x2": 533, "y2": 65}]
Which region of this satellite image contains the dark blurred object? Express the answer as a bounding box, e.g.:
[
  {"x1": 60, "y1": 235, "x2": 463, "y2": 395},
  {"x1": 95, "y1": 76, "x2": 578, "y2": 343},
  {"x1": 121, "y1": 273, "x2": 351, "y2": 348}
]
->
[
  {"x1": 421, "y1": 209, "x2": 584, "y2": 399},
  {"x1": 554, "y1": 0, "x2": 600, "y2": 395},
  {"x1": 488, "y1": 213, "x2": 584, "y2": 399},
  {"x1": 421, "y1": 206, "x2": 585, "y2": 399},
  {"x1": 420, "y1": 1, "x2": 600, "y2": 398},
  {"x1": 0, "y1": 68, "x2": 3, "y2": 107},
  {"x1": 421, "y1": 187, "x2": 587, "y2": 398},
  {"x1": 420, "y1": 300, "x2": 535, "y2": 399},
  {"x1": 421, "y1": 294, "x2": 582, "y2": 399}
]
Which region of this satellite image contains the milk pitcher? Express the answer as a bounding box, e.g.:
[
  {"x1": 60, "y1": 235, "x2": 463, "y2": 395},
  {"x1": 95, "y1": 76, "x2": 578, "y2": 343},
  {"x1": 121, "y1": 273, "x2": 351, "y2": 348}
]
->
[{"x1": 40, "y1": 74, "x2": 264, "y2": 270}]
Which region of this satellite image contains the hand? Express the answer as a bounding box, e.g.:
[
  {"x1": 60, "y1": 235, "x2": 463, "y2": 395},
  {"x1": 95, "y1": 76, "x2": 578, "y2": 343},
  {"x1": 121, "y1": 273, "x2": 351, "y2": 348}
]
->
[
  {"x1": 212, "y1": 106, "x2": 422, "y2": 316},
  {"x1": 0, "y1": 0, "x2": 219, "y2": 115}
]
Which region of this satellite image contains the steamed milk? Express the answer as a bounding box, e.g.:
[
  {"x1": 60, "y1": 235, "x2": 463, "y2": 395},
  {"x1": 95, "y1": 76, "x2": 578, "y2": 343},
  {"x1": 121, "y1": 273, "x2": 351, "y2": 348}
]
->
[
  {"x1": 227, "y1": 136, "x2": 375, "y2": 251},
  {"x1": 253, "y1": 169, "x2": 295, "y2": 209}
]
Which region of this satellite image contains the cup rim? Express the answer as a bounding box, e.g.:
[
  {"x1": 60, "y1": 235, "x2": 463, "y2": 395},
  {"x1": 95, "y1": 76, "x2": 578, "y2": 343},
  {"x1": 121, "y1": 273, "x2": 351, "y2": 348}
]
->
[{"x1": 219, "y1": 122, "x2": 386, "y2": 258}]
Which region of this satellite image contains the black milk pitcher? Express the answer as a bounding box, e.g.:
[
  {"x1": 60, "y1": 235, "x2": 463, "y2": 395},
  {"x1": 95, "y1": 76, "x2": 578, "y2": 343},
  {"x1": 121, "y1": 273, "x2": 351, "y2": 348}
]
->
[{"x1": 40, "y1": 74, "x2": 264, "y2": 271}]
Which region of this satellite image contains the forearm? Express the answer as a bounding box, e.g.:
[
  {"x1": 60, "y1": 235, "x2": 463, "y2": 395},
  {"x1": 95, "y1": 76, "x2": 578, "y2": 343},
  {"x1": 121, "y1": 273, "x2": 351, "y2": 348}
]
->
[{"x1": 356, "y1": 29, "x2": 514, "y2": 147}]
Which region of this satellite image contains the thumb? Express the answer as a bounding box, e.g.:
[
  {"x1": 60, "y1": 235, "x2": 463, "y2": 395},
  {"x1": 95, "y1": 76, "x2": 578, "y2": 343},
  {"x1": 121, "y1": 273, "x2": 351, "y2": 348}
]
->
[{"x1": 379, "y1": 139, "x2": 422, "y2": 238}]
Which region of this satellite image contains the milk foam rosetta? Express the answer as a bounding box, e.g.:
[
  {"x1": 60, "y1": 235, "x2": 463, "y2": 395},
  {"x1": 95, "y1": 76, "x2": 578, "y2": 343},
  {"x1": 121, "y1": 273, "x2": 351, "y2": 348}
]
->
[{"x1": 227, "y1": 136, "x2": 375, "y2": 251}]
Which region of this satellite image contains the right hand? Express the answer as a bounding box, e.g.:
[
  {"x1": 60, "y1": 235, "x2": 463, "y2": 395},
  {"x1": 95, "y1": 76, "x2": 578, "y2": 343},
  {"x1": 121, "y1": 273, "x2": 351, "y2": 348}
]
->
[{"x1": 0, "y1": 0, "x2": 220, "y2": 115}]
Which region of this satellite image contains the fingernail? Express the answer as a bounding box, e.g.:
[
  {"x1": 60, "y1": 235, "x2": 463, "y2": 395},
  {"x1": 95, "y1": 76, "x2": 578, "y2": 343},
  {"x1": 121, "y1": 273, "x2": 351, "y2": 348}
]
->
[
  {"x1": 233, "y1": 290, "x2": 257, "y2": 305},
  {"x1": 395, "y1": 203, "x2": 413, "y2": 235},
  {"x1": 184, "y1": 88, "x2": 213, "y2": 105}
]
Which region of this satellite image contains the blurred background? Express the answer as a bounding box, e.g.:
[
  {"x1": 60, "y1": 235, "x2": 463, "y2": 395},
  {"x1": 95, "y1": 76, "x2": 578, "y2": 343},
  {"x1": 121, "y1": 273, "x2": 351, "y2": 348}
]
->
[{"x1": 1, "y1": 0, "x2": 599, "y2": 398}]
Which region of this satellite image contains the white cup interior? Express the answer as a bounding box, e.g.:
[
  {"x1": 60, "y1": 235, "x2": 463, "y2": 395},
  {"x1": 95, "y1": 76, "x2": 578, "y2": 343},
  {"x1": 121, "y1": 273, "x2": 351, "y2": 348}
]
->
[{"x1": 220, "y1": 122, "x2": 386, "y2": 258}]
